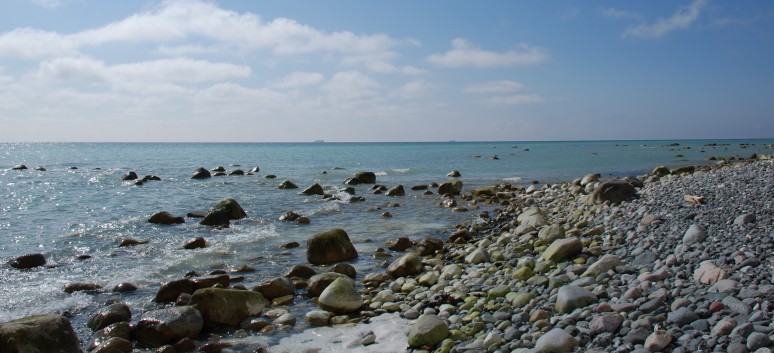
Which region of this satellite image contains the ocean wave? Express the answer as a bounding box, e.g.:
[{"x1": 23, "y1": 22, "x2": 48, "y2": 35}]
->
[{"x1": 503, "y1": 176, "x2": 523, "y2": 182}]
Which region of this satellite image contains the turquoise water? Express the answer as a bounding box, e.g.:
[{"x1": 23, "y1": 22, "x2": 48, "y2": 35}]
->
[{"x1": 0, "y1": 139, "x2": 771, "y2": 337}]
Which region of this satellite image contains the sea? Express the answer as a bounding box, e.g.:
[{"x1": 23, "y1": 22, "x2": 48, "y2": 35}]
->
[{"x1": 0, "y1": 139, "x2": 771, "y2": 347}]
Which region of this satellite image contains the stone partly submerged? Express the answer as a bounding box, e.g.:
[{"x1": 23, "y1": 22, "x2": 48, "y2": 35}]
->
[
  {"x1": 437, "y1": 180, "x2": 463, "y2": 196},
  {"x1": 133, "y1": 306, "x2": 203, "y2": 347},
  {"x1": 0, "y1": 314, "x2": 81, "y2": 353},
  {"x1": 317, "y1": 277, "x2": 363, "y2": 314},
  {"x1": 189, "y1": 288, "x2": 268, "y2": 326},
  {"x1": 148, "y1": 211, "x2": 185, "y2": 225},
  {"x1": 9, "y1": 253, "x2": 46, "y2": 269},
  {"x1": 306, "y1": 228, "x2": 358, "y2": 265},
  {"x1": 199, "y1": 198, "x2": 247, "y2": 227}
]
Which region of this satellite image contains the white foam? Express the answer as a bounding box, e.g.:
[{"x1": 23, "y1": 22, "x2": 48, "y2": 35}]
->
[
  {"x1": 503, "y1": 176, "x2": 522, "y2": 182},
  {"x1": 269, "y1": 313, "x2": 411, "y2": 353},
  {"x1": 374, "y1": 172, "x2": 388, "y2": 177},
  {"x1": 391, "y1": 168, "x2": 410, "y2": 174}
]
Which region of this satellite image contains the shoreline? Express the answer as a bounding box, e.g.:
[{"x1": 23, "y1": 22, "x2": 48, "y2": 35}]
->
[{"x1": 2, "y1": 153, "x2": 773, "y2": 353}]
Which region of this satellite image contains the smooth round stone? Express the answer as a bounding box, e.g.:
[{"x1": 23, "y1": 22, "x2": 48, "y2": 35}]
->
[
  {"x1": 404, "y1": 309, "x2": 420, "y2": 319},
  {"x1": 382, "y1": 302, "x2": 400, "y2": 312},
  {"x1": 304, "y1": 311, "x2": 331, "y2": 326},
  {"x1": 275, "y1": 313, "x2": 296, "y2": 326}
]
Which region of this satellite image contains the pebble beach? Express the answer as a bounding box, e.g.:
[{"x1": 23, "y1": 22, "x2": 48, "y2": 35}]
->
[{"x1": 2, "y1": 152, "x2": 774, "y2": 353}]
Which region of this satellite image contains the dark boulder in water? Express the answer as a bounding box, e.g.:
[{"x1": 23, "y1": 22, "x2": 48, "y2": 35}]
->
[
  {"x1": 88, "y1": 303, "x2": 132, "y2": 331},
  {"x1": 148, "y1": 211, "x2": 185, "y2": 225},
  {"x1": 386, "y1": 185, "x2": 405, "y2": 196},
  {"x1": 133, "y1": 306, "x2": 203, "y2": 347},
  {"x1": 191, "y1": 167, "x2": 211, "y2": 179},
  {"x1": 416, "y1": 236, "x2": 444, "y2": 256},
  {"x1": 249, "y1": 166, "x2": 260, "y2": 173},
  {"x1": 278, "y1": 180, "x2": 299, "y2": 189},
  {"x1": 438, "y1": 181, "x2": 463, "y2": 196},
  {"x1": 64, "y1": 282, "x2": 102, "y2": 293},
  {"x1": 154, "y1": 279, "x2": 194, "y2": 303},
  {"x1": 386, "y1": 237, "x2": 413, "y2": 252},
  {"x1": 307, "y1": 228, "x2": 358, "y2": 265},
  {"x1": 229, "y1": 169, "x2": 244, "y2": 176},
  {"x1": 35, "y1": 166, "x2": 46, "y2": 171},
  {"x1": 254, "y1": 277, "x2": 295, "y2": 299},
  {"x1": 279, "y1": 211, "x2": 302, "y2": 222},
  {"x1": 285, "y1": 264, "x2": 316, "y2": 279},
  {"x1": 119, "y1": 238, "x2": 148, "y2": 247},
  {"x1": 183, "y1": 237, "x2": 207, "y2": 249},
  {"x1": 301, "y1": 183, "x2": 324, "y2": 195},
  {"x1": 11, "y1": 164, "x2": 27, "y2": 170},
  {"x1": 142, "y1": 175, "x2": 161, "y2": 182},
  {"x1": 211, "y1": 166, "x2": 226, "y2": 172},
  {"x1": 354, "y1": 171, "x2": 376, "y2": 184},
  {"x1": 0, "y1": 314, "x2": 80, "y2": 353},
  {"x1": 113, "y1": 282, "x2": 137, "y2": 293},
  {"x1": 9, "y1": 253, "x2": 46, "y2": 269},
  {"x1": 200, "y1": 198, "x2": 247, "y2": 227},
  {"x1": 122, "y1": 171, "x2": 138, "y2": 181}
]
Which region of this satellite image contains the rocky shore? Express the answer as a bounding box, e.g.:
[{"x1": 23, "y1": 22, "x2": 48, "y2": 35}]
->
[{"x1": 2, "y1": 155, "x2": 774, "y2": 353}]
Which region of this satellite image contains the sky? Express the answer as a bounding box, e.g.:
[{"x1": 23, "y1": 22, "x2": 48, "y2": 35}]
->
[{"x1": 0, "y1": 0, "x2": 772, "y2": 142}]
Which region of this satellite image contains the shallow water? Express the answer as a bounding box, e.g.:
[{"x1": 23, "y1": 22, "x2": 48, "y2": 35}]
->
[{"x1": 0, "y1": 140, "x2": 771, "y2": 346}]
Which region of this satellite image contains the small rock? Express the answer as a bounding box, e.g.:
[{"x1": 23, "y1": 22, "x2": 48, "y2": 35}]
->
[
  {"x1": 534, "y1": 328, "x2": 578, "y2": 353},
  {"x1": 644, "y1": 327, "x2": 673, "y2": 352},
  {"x1": 183, "y1": 237, "x2": 206, "y2": 249},
  {"x1": 682, "y1": 224, "x2": 708, "y2": 246},
  {"x1": 407, "y1": 314, "x2": 449, "y2": 347},
  {"x1": 9, "y1": 253, "x2": 46, "y2": 269}
]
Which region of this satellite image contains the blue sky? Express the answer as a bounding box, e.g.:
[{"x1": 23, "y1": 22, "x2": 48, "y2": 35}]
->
[{"x1": 0, "y1": 0, "x2": 772, "y2": 142}]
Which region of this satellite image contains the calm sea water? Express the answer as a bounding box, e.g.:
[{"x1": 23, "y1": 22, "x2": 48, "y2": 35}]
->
[{"x1": 0, "y1": 140, "x2": 771, "y2": 341}]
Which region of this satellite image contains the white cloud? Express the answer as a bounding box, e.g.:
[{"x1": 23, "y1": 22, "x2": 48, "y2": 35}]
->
[
  {"x1": 599, "y1": 8, "x2": 644, "y2": 21},
  {"x1": 485, "y1": 94, "x2": 543, "y2": 105},
  {"x1": 390, "y1": 80, "x2": 434, "y2": 99},
  {"x1": 464, "y1": 80, "x2": 524, "y2": 94},
  {"x1": 28, "y1": 0, "x2": 63, "y2": 10},
  {"x1": 465, "y1": 80, "x2": 542, "y2": 106},
  {"x1": 623, "y1": 0, "x2": 707, "y2": 39},
  {"x1": 272, "y1": 72, "x2": 325, "y2": 88},
  {"x1": 0, "y1": 28, "x2": 75, "y2": 58},
  {"x1": 33, "y1": 57, "x2": 251, "y2": 85},
  {"x1": 427, "y1": 38, "x2": 549, "y2": 68},
  {"x1": 323, "y1": 71, "x2": 380, "y2": 105}
]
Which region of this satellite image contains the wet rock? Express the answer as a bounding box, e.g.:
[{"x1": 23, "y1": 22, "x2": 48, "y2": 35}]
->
[
  {"x1": 148, "y1": 211, "x2": 185, "y2": 225},
  {"x1": 382, "y1": 185, "x2": 403, "y2": 197},
  {"x1": 447, "y1": 170, "x2": 461, "y2": 177},
  {"x1": 437, "y1": 181, "x2": 463, "y2": 196},
  {"x1": 191, "y1": 274, "x2": 230, "y2": 290},
  {"x1": 332, "y1": 263, "x2": 357, "y2": 279},
  {"x1": 64, "y1": 282, "x2": 102, "y2": 293},
  {"x1": 254, "y1": 277, "x2": 294, "y2": 299},
  {"x1": 229, "y1": 169, "x2": 244, "y2": 176},
  {"x1": 304, "y1": 311, "x2": 332, "y2": 325},
  {"x1": 190, "y1": 288, "x2": 268, "y2": 326},
  {"x1": 318, "y1": 277, "x2": 363, "y2": 314},
  {"x1": 285, "y1": 264, "x2": 316, "y2": 279},
  {"x1": 122, "y1": 171, "x2": 138, "y2": 181},
  {"x1": 191, "y1": 167, "x2": 211, "y2": 179},
  {"x1": 408, "y1": 314, "x2": 449, "y2": 348},
  {"x1": 534, "y1": 328, "x2": 578, "y2": 353},
  {"x1": 416, "y1": 236, "x2": 444, "y2": 256},
  {"x1": 277, "y1": 180, "x2": 298, "y2": 190},
  {"x1": 183, "y1": 237, "x2": 206, "y2": 249},
  {"x1": 386, "y1": 237, "x2": 412, "y2": 252},
  {"x1": 590, "y1": 180, "x2": 637, "y2": 204},
  {"x1": 11, "y1": 164, "x2": 28, "y2": 170},
  {"x1": 279, "y1": 211, "x2": 302, "y2": 222},
  {"x1": 200, "y1": 198, "x2": 247, "y2": 227},
  {"x1": 119, "y1": 238, "x2": 148, "y2": 247},
  {"x1": 354, "y1": 171, "x2": 377, "y2": 184},
  {"x1": 0, "y1": 314, "x2": 80, "y2": 353},
  {"x1": 9, "y1": 253, "x2": 46, "y2": 269},
  {"x1": 301, "y1": 183, "x2": 324, "y2": 195},
  {"x1": 88, "y1": 322, "x2": 131, "y2": 351},
  {"x1": 154, "y1": 278, "x2": 194, "y2": 303},
  {"x1": 306, "y1": 272, "x2": 351, "y2": 297},
  {"x1": 280, "y1": 241, "x2": 300, "y2": 249},
  {"x1": 306, "y1": 228, "x2": 358, "y2": 265},
  {"x1": 386, "y1": 253, "x2": 422, "y2": 278},
  {"x1": 112, "y1": 282, "x2": 137, "y2": 293},
  {"x1": 133, "y1": 306, "x2": 203, "y2": 348},
  {"x1": 92, "y1": 337, "x2": 132, "y2": 353},
  {"x1": 88, "y1": 303, "x2": 132, "y2": 331}
]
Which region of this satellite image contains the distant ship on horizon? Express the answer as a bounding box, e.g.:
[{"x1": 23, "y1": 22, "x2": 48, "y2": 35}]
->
[{"x1": 313, "y1": 139, "x2": 325, "y2": 143}]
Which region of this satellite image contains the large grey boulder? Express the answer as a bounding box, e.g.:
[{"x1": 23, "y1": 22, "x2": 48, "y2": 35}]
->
[
  {"x1": 555, "y1": 285, "x2": 597, "y2": 313},
  {"x1": 0, "y1": 314, "x2": 80, "y2": 353},
  {"x1": 437, "y1": 181, "x2": 463, "y2": 196},
  {"x1": 189, "y1": 288, "x2": 268, "y2": 326},
  {"x1": 407, "y1": 314, "x2": 449, "y2": 347},
  {"x1": 154, "y1": 278, "x2": 193, "y2": 303},
  {"x1": 317, "y1": 278, "x2": 363, "y2": 314},
  {"x1": 386, "y1": 253, "x2": 422, "y2": 278},
  {"x1": 590, "y1": 180, "x2": 637, "y2": 204},
  {"x1": 306, "y1": 272, "x2": 352, "y2": 297},
  {"x1": 682, "y1": 224, "x2": 708, "y2": 246},
  {"x1": 354, "y1": 171, "x2": 376, "y2": 184},
  {"x1": 534, "y1": 328, "x2": 578, "y2": 353},
  {"x1": 538, "y1": 224, "x2": 565, "y2": 243},
  {"x1": 133, "y1": 306, "x2": 203, "y2": 347},
  {"x1": 306, "y1": 228, "x2": 358, "y2": 265},
  {"x1": 191, "y1": 167, "x2": 211, "y2": 179},
  {"x1": 542, "y1": 237, "x2": 583, "y2": 262},
  {"x1": 253, "y1": 277, "x2": 294, "y2": 299},
  {"x1": 517, "y1": 207, "x2": 548, "y2": 227}
]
